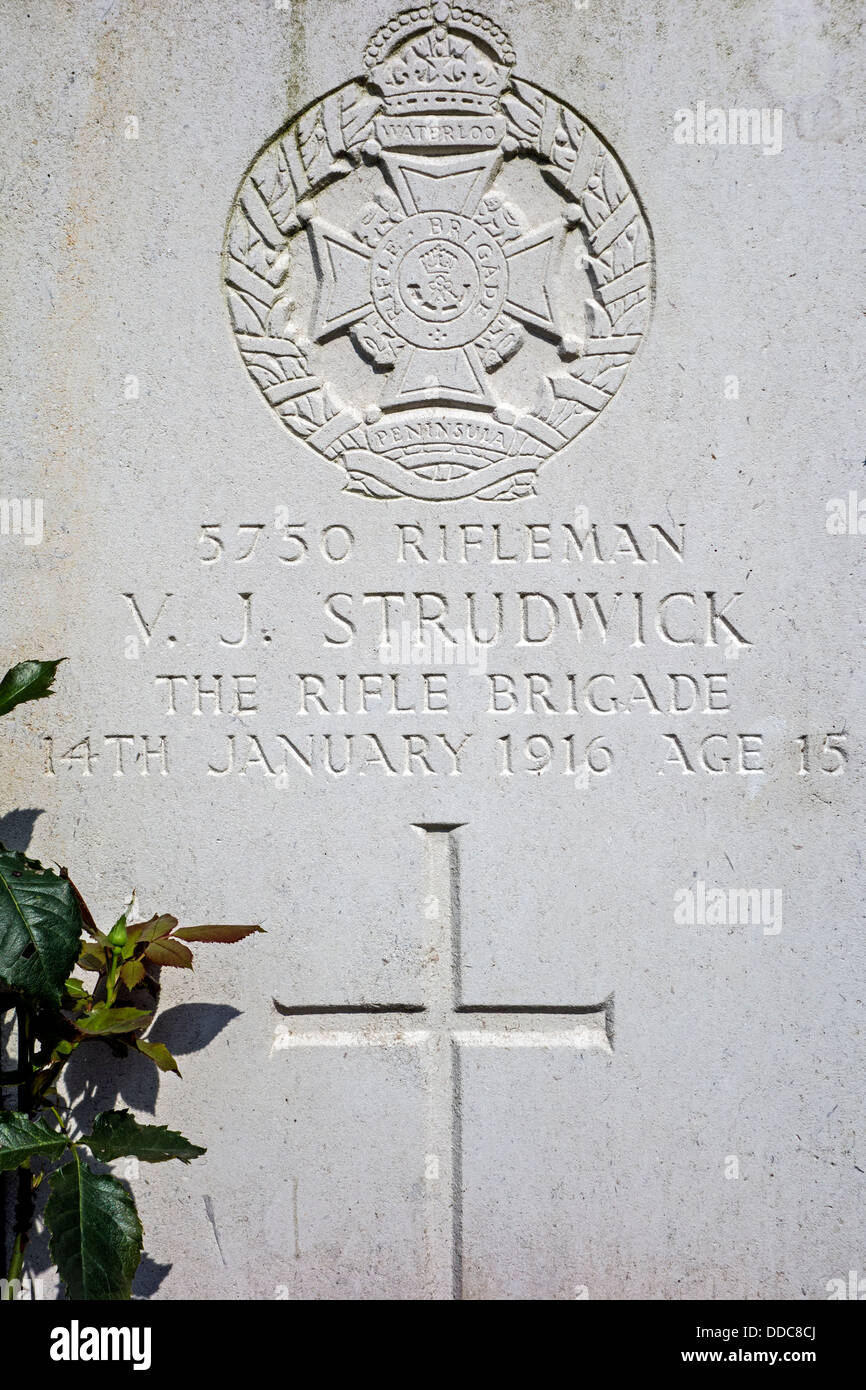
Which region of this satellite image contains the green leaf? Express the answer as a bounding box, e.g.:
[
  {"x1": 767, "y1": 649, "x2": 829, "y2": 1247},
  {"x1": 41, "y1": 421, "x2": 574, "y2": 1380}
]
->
[
  {"x1": 84, "y1": 1109, "x2": 205, "y2": 1165},
  {"x1": 143, "y1": 938, "x2": 193, "y2": 968},
  {"x1": 134, "y1": 1038, "x2": 181, "y2": 1075},
  {"x1": 78, "y1": 945, "x2": 107, "y2": 972},
  {"x1": 76, "y1": 1006, "x2": 153, "y2": 1036},
  {"x1": 0, "y1": 659, "x2": 64, "y2": 717},
  {"x1": 119, "y1": 958, "x2": 146, "y2": 991},
  {"x1": 59, "y1": 869, "x2": 101, "y2": 940},
  {"x1": 0, "y1": 847, "x2": 83, "y2": 1007},
  {"x1": 46, "y1": 1159, "x2": 143, "y2": 1300},
  {"x1": 173, "y1": 923, "x2": 264, "y2": 943},
  {"x1": 0, "y1": 1112, "x2": 69, "y2": 1171}
]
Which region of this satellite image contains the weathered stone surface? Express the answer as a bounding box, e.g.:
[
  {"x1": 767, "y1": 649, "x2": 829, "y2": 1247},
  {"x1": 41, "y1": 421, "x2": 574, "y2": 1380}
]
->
[{"x1": 0, "y1": 0, "x2": 863, "y2": 1300}]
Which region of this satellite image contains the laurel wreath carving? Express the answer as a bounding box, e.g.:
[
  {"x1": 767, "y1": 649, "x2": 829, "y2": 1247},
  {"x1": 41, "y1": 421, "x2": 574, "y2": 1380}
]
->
[{"x1": 224, "y1": 72, "x2": 651, "y2": 499}]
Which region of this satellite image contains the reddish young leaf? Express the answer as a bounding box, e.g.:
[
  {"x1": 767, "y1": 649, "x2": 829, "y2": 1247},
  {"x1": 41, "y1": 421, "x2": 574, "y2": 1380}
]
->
[
  {"x1": 173, "y1": 924, "x2": 263, "y2": 943},
  {"x1": 143, "y1": 938, "x2": 194, "y2": 969},
  {"x1": 58, "y1": 867, "x2": 100, "y2": 940},
  {"x1": 127, "y1": 914, "x2": 178, "y2": 945}
]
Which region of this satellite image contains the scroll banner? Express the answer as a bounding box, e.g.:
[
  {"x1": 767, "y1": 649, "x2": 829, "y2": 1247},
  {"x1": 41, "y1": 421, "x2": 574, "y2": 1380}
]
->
[{"x1": 341, "y1": 449, "x2": 540, "y2": 500}]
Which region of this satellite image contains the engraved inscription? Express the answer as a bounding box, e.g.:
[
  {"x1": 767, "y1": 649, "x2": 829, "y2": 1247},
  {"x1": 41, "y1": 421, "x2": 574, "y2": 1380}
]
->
[
  {"x1": 39, "y1": 516, "x2": 852, "y2": 787},
  {"x1": 368, "y1": 213, "x2": 508, "y2": 348}
]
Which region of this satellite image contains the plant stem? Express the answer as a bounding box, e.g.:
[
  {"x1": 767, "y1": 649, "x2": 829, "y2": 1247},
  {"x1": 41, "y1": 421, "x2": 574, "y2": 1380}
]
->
[
  {"x1": 5, "y1": 1002, "x2": 36, "y2": 1288},
  {"x1": 5, "y1": 1231, "x2": 24, "y2": 1288},
  {"x1": 2, "y1": 1026, "x2": 74, "y2": 1294},
  {"x1": 105, "y1": 947, "x2": 121, "y2": 1007},
  {"x1": 0, "y1": 1004, "x2": 8, "y2": 1287}
]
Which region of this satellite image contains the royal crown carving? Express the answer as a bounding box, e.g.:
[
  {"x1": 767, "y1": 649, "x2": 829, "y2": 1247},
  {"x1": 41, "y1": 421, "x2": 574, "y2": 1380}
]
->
[{"x1": 224, "y1": 2, "x2": 653, "y2": 501}]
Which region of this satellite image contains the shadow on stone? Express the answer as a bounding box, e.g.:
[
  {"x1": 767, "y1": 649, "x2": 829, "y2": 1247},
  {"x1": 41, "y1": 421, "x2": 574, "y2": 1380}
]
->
[
  {"x1": 62, "y1": 1004, "x2": 242, "y2": 1122},
  {"x1": 133, "y1": 1254, "x2": 173, "y2": 1299},
  {"x1": 147, "y1": 1002, "x2": 241, "y2": 1055},
  {"x1": 0, "y1": 808, "x2": 44, "y2": 853},
  {"x1": 64, "y1": 1043, "x2": 161, "y2": 1119}
]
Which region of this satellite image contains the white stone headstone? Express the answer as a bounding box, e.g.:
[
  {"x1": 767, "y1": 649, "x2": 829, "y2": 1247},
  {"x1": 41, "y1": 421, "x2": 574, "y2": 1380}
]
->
[{"x1": 2, "y1": 0, "x2": 862, "y2": 1299}]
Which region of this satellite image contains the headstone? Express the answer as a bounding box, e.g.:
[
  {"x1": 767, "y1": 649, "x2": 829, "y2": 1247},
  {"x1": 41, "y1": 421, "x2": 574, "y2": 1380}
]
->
[{"x1": 2, "y1": 0, "x2": 862, "y2": 1300}]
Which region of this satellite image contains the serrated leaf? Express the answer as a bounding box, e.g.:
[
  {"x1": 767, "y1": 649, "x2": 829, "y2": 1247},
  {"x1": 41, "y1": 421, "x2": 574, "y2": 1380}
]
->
[
  {"x1": 143, "y1": 938, "x2": 193, "y2": 968},
  {"x1": 173, "y1": 923, "x2": 264, "y2": 943},
  {"x1": 0, "y1": 659, "x2": 64, "y2": 717},
  {"x1": 0, "y1": 847, "x2": 83, "y2": 1006},
  {"x1": 0, "y1": 1112, "x2": 69, "y2": 1171},
  {"x1": 126, "y1": 914, "x2": 177, "y2": 945},
  {"x1": 119, "y1": 959, "x2": 146, "y2": 991},
  {"x1": 84, "y1": 1110, "x2": 205, "y2": 1165},
  {"x1": 76, "y1": 1006, "x2": 153, "y2": 1036},
  {"x1": 78, "y1": 946, "x2": 106, "y2": 972},
  {"x1": 134, "y1": 1038, "x2": 181, "y2": 1076},
  {"x1": 46, "y1": 1160, "x2": 143, "y2": 1300}
]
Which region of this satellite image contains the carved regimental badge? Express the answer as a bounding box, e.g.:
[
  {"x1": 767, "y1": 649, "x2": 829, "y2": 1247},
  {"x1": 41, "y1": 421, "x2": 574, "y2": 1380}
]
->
[{"x1": 225, "y1": 3, "x2": 652, "y2": 500}]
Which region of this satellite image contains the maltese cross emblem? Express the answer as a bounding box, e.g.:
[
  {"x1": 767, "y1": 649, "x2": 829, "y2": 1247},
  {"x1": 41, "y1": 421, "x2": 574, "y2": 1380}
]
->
[{"x1": 225, "y1": 3, "x2": 652, "y2": 501}]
